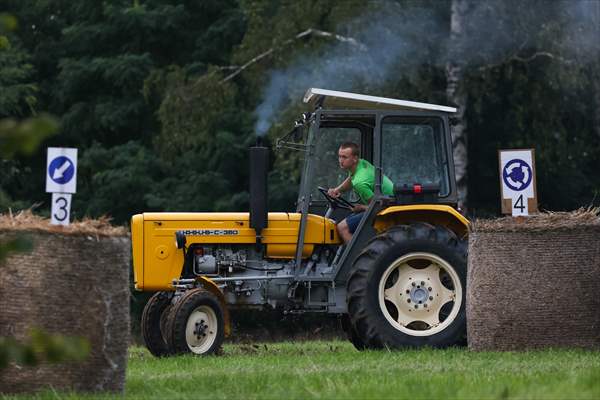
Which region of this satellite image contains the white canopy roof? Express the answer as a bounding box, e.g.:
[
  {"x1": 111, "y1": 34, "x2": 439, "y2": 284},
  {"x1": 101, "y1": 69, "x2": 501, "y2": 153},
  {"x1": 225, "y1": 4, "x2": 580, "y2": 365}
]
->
[{"x1": 303, "y1": 88, "x2": 457, "y2": 113}]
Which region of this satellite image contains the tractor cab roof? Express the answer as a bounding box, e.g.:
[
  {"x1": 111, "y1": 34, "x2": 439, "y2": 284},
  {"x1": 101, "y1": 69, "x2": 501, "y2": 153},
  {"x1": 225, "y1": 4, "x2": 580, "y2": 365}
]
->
[{"x1": 303, "y1": 88, "x2": 457, "y2": 114}]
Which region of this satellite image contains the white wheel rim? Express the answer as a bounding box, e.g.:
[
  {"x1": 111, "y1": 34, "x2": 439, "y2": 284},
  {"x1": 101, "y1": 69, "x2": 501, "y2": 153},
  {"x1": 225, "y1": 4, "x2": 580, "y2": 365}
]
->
[
  {"x1": 185, "y1": 305, "x2": 218, "y2": 354},
  {"x1": 378, "y1": 252, "x2": 462, "y2": 337}
]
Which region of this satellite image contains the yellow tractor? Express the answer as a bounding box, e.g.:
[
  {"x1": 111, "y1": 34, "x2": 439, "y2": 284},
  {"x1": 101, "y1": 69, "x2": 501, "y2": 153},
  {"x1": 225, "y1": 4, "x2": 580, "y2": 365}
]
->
[{"x1": 131, "y1": 88, "x2": 469, "y2": 356}]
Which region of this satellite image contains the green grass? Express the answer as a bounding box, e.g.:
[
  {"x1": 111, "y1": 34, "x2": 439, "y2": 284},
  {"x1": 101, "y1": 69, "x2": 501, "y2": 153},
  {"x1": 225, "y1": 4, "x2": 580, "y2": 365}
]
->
[{"x1": 4, "y1": 341, "x2": 600, "y2": 399}]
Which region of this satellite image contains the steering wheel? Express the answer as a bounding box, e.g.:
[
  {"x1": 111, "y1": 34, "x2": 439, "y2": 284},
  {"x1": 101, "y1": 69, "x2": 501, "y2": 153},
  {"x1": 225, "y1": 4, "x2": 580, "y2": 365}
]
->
[{"x1": 317, "y1": 186, "x2": 354, "y2": 211}]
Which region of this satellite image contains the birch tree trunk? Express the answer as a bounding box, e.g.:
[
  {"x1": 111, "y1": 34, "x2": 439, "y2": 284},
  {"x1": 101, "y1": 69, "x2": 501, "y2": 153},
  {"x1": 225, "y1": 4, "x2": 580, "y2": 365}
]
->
[
  {"x1": 593, "y1": 1, "x2": 600, "y2": 140},
  {"x1": 446, "y1": 0, "x2": 470, "y2": 212}
]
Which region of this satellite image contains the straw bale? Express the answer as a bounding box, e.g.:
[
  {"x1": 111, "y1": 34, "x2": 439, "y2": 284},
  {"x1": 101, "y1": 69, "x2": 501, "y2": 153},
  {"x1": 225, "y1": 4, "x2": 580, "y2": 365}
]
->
[
  {"x1": 470, "y1": 207, "x2": 600, "y2": 233},
  {"x1": 0, "y1": 226, "x2": 130, "y2": 393},
  {"x1": 0, "y1": 210, "x2": 128, "y2": 237},
  {"x1": 467, "y1": 209, "x2": 600, "y2": 351}
]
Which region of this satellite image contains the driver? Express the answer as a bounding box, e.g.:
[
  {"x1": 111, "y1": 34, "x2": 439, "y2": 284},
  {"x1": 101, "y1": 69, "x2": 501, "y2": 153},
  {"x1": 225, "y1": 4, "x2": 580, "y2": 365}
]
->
[{"x1": 328, "y1": 142, "x2": 394, "y2": 243}]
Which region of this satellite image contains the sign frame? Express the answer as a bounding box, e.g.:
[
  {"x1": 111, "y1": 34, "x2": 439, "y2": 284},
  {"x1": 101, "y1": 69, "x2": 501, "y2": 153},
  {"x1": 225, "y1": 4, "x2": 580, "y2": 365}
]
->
[
  {"x1": 498, "y1": 148, "x2": 538, "y2": 215},
  {"x1": 46, "y1": 147, "x2": 78, "y2": 194}
]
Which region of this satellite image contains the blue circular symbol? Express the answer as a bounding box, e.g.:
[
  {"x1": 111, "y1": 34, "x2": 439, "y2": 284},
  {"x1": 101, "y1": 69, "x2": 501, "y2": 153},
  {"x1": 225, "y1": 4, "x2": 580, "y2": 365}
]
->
[
  {"x1": 48, "y1": 156, "x2": 75, "y2": 185},
  {"x1": 502, "y1": 158, "x2": 532, "y2": 191}
]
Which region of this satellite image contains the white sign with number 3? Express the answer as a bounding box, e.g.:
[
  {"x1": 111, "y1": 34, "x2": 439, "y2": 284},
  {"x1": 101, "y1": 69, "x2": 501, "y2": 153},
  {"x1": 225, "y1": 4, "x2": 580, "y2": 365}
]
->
[{"x1": 51, "y1": 193, "x2": 72, "y2": 226}]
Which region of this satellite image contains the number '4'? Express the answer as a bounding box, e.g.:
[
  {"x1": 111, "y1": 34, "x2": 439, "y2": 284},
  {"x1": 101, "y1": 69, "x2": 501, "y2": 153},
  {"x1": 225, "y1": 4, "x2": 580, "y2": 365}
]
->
[{"x1": 514, "y1": 195, "x2": 525, "y2": 212}]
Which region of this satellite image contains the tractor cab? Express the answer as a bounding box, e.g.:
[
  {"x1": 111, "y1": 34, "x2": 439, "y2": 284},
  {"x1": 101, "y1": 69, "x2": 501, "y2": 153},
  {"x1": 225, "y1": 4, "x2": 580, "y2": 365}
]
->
[{"x1": 279, "y1": 88, "x2": 459, "y2": 218}]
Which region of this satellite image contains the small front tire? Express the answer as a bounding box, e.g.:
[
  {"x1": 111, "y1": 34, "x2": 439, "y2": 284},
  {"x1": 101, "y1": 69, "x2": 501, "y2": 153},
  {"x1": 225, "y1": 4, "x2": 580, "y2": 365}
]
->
[{"x1": 167, "y1": 289, "x2": 225, "y2": 355}]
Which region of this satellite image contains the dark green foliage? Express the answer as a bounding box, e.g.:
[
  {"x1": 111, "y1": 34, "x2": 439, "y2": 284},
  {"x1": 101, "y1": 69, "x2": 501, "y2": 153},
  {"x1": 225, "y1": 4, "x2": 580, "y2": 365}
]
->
[
  {"x1": 0, "y1": 235, "x2": 32, "y2": 262},
  {"x1": 1, "y1": 0, "x2": 251, "y2": 220},
  {"x1": 0, "y1": 114, "x2": 57, "y2": 159},
  {"x1": 0, "y1": 0, "x2": 598, "y2": 220},
  {"x1": 76, "y1": 140, "x2": 167, "y2": 221},
  {"x1": 0, "y1": 329, "x2": 89, "y2": 370},
  {"x1": 0, "y1": 38, "x2": 37, "y2": 118}
]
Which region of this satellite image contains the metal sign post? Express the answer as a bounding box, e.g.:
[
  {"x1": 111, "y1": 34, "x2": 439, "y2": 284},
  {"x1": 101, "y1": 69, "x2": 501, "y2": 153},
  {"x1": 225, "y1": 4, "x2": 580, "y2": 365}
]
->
[
  {"x1": 498, "y1": 149, "x2": 538, "y2": 216},
  {"x1": 46, "y1": 147, "x2": 78, "y2": 226}
]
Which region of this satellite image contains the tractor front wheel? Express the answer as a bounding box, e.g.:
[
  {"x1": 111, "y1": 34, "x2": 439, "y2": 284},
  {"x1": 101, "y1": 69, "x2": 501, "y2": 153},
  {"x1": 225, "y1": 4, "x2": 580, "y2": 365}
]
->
[
  {"x1": 141, "y1": 291, "x2": 173, "y2": 357},
  {"x1": 166, "y1": 288, "x2": 224, "y2": 355},
  {"x1": 347, "y1": 223, "x2": 467, "y2": 349}
]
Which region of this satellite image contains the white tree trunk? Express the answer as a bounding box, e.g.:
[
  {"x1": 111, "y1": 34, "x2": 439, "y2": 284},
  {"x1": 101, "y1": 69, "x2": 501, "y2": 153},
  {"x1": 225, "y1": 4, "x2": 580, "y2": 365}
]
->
[
  {"x1": 446, "y1": 0, "x2": 469, "y2": 212},
  {"x1": 594, "y1": 1, "x2": 600, "y2": 139},
  {"x1": 594, "y1": 71, "x2": 600, "y2": 139}
]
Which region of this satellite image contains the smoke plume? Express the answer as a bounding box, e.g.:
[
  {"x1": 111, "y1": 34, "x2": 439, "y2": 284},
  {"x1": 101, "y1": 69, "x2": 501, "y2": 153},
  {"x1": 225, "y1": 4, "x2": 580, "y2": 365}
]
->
[{"x1": 253, "y1": 0, "x2": 600, "y2": 136}]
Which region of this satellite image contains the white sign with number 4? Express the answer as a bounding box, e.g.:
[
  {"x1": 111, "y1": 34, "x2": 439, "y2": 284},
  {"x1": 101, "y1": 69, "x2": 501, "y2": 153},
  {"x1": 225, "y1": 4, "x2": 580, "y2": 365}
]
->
[
  {"x1": 499, "y1": 149, "x2": 537, "y2": 216},
  {"x1": 51, "y1": 193, "x2": 72, "y2": 226}
]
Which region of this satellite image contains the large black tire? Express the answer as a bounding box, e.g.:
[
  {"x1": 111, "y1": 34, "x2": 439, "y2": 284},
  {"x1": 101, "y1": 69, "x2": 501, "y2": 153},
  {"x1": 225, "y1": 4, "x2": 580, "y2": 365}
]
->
[
  {"x1": 141, "y1": 291, "x2": 174, "y2": 357},
  {"x1": 164, "y1": 288, "x2": 225, "y2": 356},
  {"x1": 340, "y1": 314, "x2": 367, "y2": 350},
  {"x1": 347, "y1": 223, "x2": 467, "y2": 349}
]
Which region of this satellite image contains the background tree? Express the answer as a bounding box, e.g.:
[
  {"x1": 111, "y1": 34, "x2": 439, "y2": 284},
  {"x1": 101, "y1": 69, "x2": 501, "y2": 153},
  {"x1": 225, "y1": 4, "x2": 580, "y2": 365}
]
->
[
  {"x1": 0, "y1": 0, "x2": 598, "y2": 221},
  {"x1": 446, "y1": 0, "x2": 469, "y2": 211}
]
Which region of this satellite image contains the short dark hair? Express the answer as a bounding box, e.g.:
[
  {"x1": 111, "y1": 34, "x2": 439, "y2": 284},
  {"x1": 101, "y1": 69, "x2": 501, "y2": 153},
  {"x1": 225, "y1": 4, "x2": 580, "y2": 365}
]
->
[{"x1": 339, "y1": 142, "x2": 359, "y2": 156}]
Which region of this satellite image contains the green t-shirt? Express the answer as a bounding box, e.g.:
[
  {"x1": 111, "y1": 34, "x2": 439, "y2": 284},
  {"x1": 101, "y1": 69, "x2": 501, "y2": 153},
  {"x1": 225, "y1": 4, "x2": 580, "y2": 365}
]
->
[{"x1": 350, "y1": 159, "x2": 394, "y2": 204}]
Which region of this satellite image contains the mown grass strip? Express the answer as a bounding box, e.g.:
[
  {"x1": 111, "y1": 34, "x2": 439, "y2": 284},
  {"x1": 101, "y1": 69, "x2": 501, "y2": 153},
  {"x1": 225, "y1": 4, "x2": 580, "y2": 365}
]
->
[{"x1": 4, "y1": 341, "x2": 600, "y2": 399}]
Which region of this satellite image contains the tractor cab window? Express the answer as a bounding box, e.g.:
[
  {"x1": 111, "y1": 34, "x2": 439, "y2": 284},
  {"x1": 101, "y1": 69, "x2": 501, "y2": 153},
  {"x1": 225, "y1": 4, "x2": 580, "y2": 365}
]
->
[
  {"x1": 381, "y1": 117, "x2": 450, "y2": 196},
  {"x1": 312, "y1": 127, "x2": 362, "y2": 203}
]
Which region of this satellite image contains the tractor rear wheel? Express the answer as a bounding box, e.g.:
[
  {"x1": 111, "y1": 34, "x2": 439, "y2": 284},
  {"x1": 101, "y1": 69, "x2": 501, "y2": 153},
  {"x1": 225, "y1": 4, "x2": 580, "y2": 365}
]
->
[
  {"x1": 347, "y1": 223, "x2": 467, "y2": 349},
  {"x1": 165, "y1": 288, "x2": 224, "y2": 355},
  {"x1": 141, "y1": 291, "x2": 174, "y2": 357},
  {"x1": 340, "y1": 314, "x2": 370, "y2": 350}
]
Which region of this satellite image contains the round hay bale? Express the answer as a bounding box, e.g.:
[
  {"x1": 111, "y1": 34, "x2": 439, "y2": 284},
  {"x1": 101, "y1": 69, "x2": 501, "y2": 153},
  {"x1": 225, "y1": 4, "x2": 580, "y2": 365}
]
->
[
  {"x1": 467, "y1": 209, "x2": 600, "y2": 351},
  {"x1": 0, "y1": 213, "x2": 130, "y2": 394}
]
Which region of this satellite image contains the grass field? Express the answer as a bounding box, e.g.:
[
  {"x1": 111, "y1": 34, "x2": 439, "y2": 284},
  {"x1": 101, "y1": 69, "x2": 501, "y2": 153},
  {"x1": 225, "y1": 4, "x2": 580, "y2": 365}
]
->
[{"x1": 5, "y1": 341, "x2": 600, "y2": 399}]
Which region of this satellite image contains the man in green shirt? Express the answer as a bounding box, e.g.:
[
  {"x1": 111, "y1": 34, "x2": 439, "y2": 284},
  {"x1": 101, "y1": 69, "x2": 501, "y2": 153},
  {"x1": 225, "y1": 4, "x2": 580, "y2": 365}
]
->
[{"x1": 328, "y1": 142, "x2": 394, "y2": 243}]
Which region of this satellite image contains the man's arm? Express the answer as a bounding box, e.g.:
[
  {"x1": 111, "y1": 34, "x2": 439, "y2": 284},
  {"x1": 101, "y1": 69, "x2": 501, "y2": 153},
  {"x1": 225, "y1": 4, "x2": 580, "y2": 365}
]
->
[
  {"x1": 328, "y1": 176, "x2": 352, "y2": 198},
  {"x1": 351, "y1": 203, "x2": 368, "y2": 213},
  {"x1": 349, "y1": 181, "x2": 373, "y2": 212}
]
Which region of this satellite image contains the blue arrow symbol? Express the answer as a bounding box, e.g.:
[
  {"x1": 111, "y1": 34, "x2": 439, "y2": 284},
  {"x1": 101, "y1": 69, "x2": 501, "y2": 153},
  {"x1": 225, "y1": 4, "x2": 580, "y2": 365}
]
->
[
  {"x1": 49, "y1": 156, "x2": 75, "y2": 185},
  {"x1": 52, "y1": 159, "x2": 72, "y2": 180}
]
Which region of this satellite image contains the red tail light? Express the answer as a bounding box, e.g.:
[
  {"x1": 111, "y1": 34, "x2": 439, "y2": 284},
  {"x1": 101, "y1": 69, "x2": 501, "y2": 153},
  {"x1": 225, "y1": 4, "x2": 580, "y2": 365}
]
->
[{"x1": 413, "y1": 184, "x2": 422, "y2": 194}]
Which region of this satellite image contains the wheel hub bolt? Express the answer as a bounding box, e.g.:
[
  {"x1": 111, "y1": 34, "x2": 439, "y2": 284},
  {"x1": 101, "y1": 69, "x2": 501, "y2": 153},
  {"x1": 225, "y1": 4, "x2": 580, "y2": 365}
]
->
[
  {"x1": 407, "y1": 299, "x2": 411, "y2": 303},
  {"x1": 421, "y1": 281, "x2": 425, "y2": 286},
  {"x1": 412, "y1": 282, "x2": 416, "y2": 287},
  {"x1": 429, "y1": 296, "x2": 434, "y2": 301},
  {"x1": 414, "y1": 305, "x2": 418, "y2": 309},
  {"x1": 423, "y1": 304, "x2": 428, "y2": 308},
  {"x1": 428, "y1": 287, "x2": 432, "y2": 291}
]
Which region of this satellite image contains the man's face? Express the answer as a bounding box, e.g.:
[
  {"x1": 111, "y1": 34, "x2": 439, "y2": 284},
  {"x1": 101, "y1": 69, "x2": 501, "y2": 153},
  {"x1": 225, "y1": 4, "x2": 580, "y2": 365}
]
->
[{"x1": 338, "y1": 147, "x2": 358, "y2": 171}]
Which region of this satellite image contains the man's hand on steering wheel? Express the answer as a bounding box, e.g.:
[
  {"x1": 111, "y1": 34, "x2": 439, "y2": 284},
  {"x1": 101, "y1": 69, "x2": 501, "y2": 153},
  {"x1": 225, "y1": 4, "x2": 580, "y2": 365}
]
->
[
  {"x1": 318, "y1": 186, "x2": 354, "y2": 210},
  {"x1": 327, "y1": 187, "x2": 341, "y2": 198}
]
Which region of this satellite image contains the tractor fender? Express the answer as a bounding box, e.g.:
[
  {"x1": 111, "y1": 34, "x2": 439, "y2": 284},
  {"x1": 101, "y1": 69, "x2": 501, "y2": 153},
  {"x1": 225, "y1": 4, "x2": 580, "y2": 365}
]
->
[
  {"x1": 196, "y1": 276, "x2": 232, "y2": 337},
  {"x1": 374, "y1": 205, "x2": 469, "y2": 239}
]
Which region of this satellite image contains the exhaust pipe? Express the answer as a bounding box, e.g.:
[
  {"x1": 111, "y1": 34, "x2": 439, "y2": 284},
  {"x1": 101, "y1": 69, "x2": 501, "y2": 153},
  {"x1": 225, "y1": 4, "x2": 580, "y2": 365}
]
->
[{"x1": 249, "y1": 138, "x2": 268, "y2": 244}]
